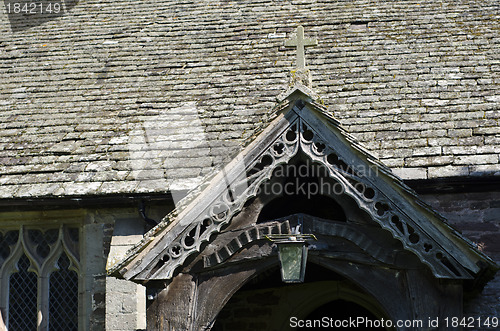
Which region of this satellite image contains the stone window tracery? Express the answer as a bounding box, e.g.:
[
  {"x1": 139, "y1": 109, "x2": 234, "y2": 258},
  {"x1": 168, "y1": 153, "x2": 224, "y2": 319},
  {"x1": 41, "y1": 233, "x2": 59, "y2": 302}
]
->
[{"x1": 0, "y1": 226, "x2": 80, "y2": 331}]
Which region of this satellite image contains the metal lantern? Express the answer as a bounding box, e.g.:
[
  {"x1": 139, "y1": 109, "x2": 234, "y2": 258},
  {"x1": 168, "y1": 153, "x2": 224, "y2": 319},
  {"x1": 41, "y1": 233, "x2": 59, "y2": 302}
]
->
[
  {"x1": 276, "y1": 237, "x2": 308, "y2": 283},
  {"x1": 267, "y1": 234, "x2": 316, "y2": 283}
]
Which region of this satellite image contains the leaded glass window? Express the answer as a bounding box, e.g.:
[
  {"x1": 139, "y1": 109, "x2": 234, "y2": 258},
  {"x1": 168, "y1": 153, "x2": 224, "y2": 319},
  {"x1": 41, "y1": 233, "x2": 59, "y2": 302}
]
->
[
  {"x1": 8, "y1": 254, "x2": 38, "y2": 331},
  {"x1": 0, "y1": 226, "x2": 80, "y2": 331},
  {"x1": 49, "y1": 254, "x2": 78, "y2": 331}
]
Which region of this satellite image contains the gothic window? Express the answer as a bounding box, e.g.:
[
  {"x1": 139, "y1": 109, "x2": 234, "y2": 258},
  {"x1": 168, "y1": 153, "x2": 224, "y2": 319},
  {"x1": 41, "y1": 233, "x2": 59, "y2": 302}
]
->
[{"x1": 0, "y1": 226, "x2": 80, "y2": 331}]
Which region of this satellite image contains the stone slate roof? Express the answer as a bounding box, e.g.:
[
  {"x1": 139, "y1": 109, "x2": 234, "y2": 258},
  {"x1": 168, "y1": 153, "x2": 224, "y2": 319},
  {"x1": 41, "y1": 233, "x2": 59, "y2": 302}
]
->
[{"x1": 1, "y1": 0, "x2": 499, "y2": 199}]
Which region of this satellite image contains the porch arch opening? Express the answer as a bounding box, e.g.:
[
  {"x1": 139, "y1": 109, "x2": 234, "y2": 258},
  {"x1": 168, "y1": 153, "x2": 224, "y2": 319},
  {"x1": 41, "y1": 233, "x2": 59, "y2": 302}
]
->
[{"x1": 211, "y1": 263, "x2": 392, "y2": 331}]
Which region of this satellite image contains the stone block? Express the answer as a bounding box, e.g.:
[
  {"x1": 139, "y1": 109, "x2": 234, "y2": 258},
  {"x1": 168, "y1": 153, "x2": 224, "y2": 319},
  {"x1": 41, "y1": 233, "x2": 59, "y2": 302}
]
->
[
  {"x1": 380, "y1": 158, "x2": 404, "y2": 168},
  {"x1": 412, "y1": 147, "x2": 442, "y2": 157},
  {"x1": 421, "y1": 98, "x2": 450, "y2": 107},
  {"x1": 405, "y1": 156, "x2": 454, "y2": 167},
  {"x1": 392, "y1": 167, "x2": 427, "y2": 180},
  {"x1": 428, "y1": 165, "x2": 469, "y2": 178},
  {"x1": 453, "y1": 154, "x2": 498, "y2": 165},
  {"x1": 443, "y1": 145, "x2": 478, "y2": 155},
  {"x1": 473, "y1": 126, "x2": 500, "y2": 135},
  {"x1": 469, "y1": 165, "x2": 500, "y2": 177},
  {"x1": 106, "y1": 278, "x2": 140, "y2": 295},
  {"x1": 448, "y1": 128, "x2": 472, "y2": 138},
  {"x1": 485, "y1": 136, "x2": 500, "y2": 145},
  {"x1": 106, "y1": 313, "x2": 137, "y2": 330},
  {"x1": 106, "y1": 277, "x2": 146, "y2": 330},
  {"x1": 376, "y1": 148, "x2": 413, "y2": 159}
]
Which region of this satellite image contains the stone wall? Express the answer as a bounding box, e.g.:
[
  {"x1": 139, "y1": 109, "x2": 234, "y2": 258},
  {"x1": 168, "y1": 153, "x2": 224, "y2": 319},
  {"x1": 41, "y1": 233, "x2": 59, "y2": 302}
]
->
[
  {"x1": 106, "y1": 278, "x2": 146, "y2": 331},
  {"x1": 420, "y1": 191, "x2": 500, "y2": 320},
  {"x1": 106, "y1": 215, "x2": 148, "y2": 331}
]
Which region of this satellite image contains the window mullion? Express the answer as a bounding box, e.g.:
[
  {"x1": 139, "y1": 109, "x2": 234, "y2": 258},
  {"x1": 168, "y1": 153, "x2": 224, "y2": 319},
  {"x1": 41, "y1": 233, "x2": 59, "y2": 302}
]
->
[{"x1": 38, "y1": 275, "x2": 49, "y2": 331}]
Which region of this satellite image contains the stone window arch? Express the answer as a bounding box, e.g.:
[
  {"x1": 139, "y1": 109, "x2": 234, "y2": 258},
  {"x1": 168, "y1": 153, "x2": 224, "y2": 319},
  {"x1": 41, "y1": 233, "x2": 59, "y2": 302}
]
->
[{"x1": 0, "y1": 226, "x2": 80, "y2": 331}]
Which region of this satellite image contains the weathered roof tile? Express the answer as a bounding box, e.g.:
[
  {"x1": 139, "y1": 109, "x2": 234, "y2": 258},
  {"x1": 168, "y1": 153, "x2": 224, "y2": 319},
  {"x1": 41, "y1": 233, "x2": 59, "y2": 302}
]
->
[{"x1": 1, "y1": 0, "x2": 499, "y2": 198}]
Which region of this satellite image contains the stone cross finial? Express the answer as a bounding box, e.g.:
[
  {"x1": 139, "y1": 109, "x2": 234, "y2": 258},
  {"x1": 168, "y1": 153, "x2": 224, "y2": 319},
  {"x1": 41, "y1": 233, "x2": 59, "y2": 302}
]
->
[{"x1": 284, "y1": 26, "x2": 317, "y2": 69}]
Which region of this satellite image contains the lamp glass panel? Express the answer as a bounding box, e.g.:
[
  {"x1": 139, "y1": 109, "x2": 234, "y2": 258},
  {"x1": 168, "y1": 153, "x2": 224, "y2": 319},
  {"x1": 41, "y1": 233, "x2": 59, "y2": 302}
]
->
[{"x1": 277, "y1": 241, "x2": 307, "y2": 283}]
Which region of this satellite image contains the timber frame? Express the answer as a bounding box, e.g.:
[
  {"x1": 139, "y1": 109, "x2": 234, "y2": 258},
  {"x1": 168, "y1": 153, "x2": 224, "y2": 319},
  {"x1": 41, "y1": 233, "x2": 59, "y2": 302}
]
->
[{"x1": 109, "y1": 84, "x2": 498, "y2": 330}]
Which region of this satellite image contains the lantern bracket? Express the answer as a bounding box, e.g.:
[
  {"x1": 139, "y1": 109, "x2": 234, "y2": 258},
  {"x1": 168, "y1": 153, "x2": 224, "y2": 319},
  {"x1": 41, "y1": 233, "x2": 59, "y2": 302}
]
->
[{"x1": 265, "y1": 234, "x2": 317, "y2": 242}]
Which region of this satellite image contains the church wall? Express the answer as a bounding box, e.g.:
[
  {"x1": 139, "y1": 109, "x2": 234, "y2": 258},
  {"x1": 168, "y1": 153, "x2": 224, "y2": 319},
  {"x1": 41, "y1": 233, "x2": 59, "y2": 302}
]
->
[
  {"x1": 2, "y1": 193, "x2": 492, "y2": 330},
  {"x1": 420, "y1": 191, "x2": 500, "y2": 321},
  {"x1": 105, "y1": 215, "x2": 148, "y2": 331},
  {"x1": 82, "y1": 218, "x2": 109, "y2": 331}
]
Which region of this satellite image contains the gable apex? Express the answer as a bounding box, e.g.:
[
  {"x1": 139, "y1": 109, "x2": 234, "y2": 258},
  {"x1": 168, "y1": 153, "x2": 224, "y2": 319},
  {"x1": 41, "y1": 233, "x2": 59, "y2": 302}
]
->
[{"x1": 277, "y1": 82, "x2": 322, "y2": 105}]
